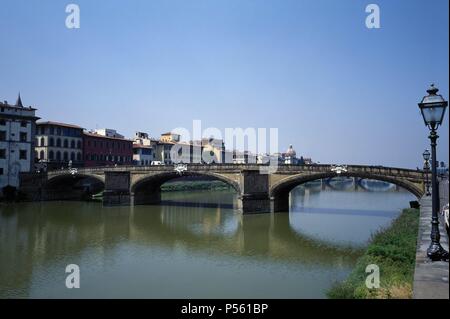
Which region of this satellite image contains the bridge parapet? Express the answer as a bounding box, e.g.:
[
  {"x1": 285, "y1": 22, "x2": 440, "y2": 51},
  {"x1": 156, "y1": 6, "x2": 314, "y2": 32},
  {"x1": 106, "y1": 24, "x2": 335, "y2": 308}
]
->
[{"x1": 48, "y1": 163, "x2": 425, "y2": 178}]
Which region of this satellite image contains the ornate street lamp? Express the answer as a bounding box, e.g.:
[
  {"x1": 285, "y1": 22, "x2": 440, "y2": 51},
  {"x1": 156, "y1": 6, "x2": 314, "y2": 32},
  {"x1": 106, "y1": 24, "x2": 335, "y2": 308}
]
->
[
  {"x1": 418, "y1": 84, "x2": 449, "y2": 261},
  {"x1": 422, "y1": 149, "x2": 431, "y2": 196}
]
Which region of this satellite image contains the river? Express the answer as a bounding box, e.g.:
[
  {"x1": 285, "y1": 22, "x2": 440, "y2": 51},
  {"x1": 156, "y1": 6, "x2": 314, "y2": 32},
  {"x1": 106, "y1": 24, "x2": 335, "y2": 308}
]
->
[{"x1": 0, "y1": 182, "x2": 415, "y2": 298}]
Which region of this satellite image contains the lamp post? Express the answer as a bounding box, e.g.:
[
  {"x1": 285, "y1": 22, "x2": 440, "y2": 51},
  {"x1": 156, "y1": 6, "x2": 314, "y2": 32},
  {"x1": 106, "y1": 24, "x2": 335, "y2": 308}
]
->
[
  {"x1": 418, "y1": 84, "x2": 449, "y2": 261},
  {"x1": 423, "y1": 149, "x2": 431, "y2": 196}
]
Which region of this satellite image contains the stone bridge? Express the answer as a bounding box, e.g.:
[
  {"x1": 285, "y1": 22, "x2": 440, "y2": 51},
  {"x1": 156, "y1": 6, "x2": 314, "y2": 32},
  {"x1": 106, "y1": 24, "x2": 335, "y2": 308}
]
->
[{"x1": 19, "y1": 164, "x2": 426, "y2": 214}]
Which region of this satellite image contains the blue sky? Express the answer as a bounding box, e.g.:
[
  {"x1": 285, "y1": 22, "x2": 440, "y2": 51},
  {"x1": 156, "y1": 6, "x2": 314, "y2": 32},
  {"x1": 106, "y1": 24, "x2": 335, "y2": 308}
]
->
[{"x1": 0, "y1": 0, "x2": 448, "y2": 168}]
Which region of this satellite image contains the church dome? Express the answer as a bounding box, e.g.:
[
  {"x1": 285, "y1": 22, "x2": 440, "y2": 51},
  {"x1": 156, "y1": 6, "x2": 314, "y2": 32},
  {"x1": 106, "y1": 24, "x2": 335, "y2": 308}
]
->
[{"x1": 286, "y1": 144, "x2": 296, "y2": 157}]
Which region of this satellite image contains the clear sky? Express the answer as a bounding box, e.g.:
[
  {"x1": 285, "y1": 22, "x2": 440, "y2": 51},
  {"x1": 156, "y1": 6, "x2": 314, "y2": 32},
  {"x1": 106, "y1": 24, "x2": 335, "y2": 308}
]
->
[{"x1": 1, "y1": 0, "x2": 448, "y2": 168}]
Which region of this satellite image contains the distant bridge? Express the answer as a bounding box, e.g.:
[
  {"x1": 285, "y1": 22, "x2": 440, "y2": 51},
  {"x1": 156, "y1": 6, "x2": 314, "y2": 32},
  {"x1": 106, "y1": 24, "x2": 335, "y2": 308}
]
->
[{"x1": 20, "y1": 164, "x2": 426, "y2": 214}]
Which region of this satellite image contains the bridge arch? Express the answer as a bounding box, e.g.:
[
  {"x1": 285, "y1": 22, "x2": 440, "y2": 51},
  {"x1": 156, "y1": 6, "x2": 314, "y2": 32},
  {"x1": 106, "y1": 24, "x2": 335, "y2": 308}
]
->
[
  {"x1": 270, "y1": 172, "x2": 423, "y2": 212},
  {"x1": 130, "y1": 171, "x2": 241, "y2": 205},
  {"x1": 43, "y1": 173, "x2": 105, "y2": 201}
]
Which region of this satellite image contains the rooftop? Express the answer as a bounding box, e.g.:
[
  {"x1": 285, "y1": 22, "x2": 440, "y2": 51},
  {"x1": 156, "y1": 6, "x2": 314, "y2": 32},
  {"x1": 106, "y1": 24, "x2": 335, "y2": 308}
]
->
[
  {"x1": 0, "y1": 101, "x2": 37, "y2": 111},
  {"x1": 37, "y1": 121, "x2": 84, "y2": 129},
  {"x1": 83, "y1": 131, "x2": 133, "y2": 142}
]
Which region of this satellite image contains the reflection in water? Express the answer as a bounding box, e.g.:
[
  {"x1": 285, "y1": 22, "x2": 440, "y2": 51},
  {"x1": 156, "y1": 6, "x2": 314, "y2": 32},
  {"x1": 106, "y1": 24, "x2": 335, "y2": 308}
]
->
[
  {"x1": 289, "y1": 185, "x2": 414, "y2": 246},
  {"x1": 0, "y1": 185, "x2": 414, "y2": 298}
]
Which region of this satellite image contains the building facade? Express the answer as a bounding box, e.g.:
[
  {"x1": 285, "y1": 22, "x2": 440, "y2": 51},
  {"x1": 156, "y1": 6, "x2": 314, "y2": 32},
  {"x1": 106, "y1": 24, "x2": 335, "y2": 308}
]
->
[
  {"x1": 151, "y1": 134, "x2": 226, "y2": 165},
  {"x1": 133, "y1": 132, "x2": 155, "y2": 165},
  {"x1": 133, "y1": 145, "x2": 154, "y2": 165},
  {"x1": 34, "y1": 121, "x2": 84, "y2": 170},
  {"x1": 153, "y1": 141, "x2": 176, "y2": 164},
  {"x1": 0, "y1": 95, "x2": 39, "y2": 197},
  {"x1": 83, "y1": 131, "x2": 133, "y2": 167},
  {"x1": 232, "y1": 150, "x2": 257, "y2": 164},
  {"x1": 198, "y1": 138, "x2": 225, "y2": 164},
  {"x1": 159, "y1": 132, "x2": 180, "y2": 143}
]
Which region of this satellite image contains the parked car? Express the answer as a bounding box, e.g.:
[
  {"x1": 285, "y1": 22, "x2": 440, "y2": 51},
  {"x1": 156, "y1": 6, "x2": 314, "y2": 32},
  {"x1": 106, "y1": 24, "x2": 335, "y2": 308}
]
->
[{"x1": 151, "y1": 161, "x2": 164, "y2": 166}]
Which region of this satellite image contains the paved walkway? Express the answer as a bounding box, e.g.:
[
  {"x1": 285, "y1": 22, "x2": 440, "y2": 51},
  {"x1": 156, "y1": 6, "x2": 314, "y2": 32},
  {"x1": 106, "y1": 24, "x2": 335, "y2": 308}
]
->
[{"x1": 413, "y1": 196, "x2": 449, "y2": 299}]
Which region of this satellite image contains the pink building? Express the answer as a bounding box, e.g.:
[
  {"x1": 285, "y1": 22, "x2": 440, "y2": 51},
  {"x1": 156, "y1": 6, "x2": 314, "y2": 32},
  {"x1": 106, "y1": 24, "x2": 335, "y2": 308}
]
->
[{"x1": 83, "y1": 131, "x2": 133, "y2": 167}]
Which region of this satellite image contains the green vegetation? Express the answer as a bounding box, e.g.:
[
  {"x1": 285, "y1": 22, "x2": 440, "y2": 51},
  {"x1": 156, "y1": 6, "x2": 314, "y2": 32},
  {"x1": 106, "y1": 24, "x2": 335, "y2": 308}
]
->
[
  {"x1": 161, "y1": 180, "x2": 232, "y2": 192},
  {"x1": 327, "y1": 208, "x2": 420, "y2": 299}
]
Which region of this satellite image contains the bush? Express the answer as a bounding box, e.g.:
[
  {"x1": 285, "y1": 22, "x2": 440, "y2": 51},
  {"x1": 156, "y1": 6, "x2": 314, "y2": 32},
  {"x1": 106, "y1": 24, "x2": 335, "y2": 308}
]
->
[{"x1": 327, "y1": 208, "x2": 419, "y2": 299}]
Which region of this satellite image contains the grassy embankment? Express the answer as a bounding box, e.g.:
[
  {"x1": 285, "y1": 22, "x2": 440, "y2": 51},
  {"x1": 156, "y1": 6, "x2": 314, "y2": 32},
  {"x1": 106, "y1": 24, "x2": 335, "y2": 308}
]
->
[{"x1": 328, "y1": 208, "x2": 420, "y2": 299}]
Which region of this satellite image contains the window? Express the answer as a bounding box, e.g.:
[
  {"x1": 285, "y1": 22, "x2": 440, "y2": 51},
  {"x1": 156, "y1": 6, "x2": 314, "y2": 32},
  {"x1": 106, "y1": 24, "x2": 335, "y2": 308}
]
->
[
  {"x1": 77, "y1": 141, "x2": 82, "y2": 149},
  {"x1": 40, "y1": 150, "x2": 44, "y2": 160},
  {"x1": 21, "y1": 121, "x2": 27, "y2": 128},
  {"x1": 40, "y1": 137, "x2": 45, "y2": 147},
  {"x1": 56, "y1": 138, "x2": 61, "y2": 147},
  {"x1": 0, "y1": 119, "x2": 5, "y2": 126},
  {"x1": 0, "y1": 149, "x2": 5, "y2": 159},
  {"x1": 20, "y1": 132, "x2": 27, "y2": 142},
  {"x1": 49, "y1": 151, "x2": 54, "y2": 160},
  {"x1": 56, "y1": 151, "x2": 61, "y2": 161},
  {"x1": 63, "y1": 152, "x2": 68, "y2": 161},
  {"x1": 20, "y1": 150, "x2": 27, "y2": 160},
  {"x1": 49, "y1": 137, "x2": 54, "y2": 147},
  {"x1": 70, "y1": 152, "x2": 75, "y2": 161},
  {"x1": 77, "y1": 153, "x2": 81, "y2": 161},
  {"x1": 63, "y1": 139, "x2": 68, "y2": 148},
  {"x1": 0, "y1": 168, "x2": 3, "y2": 175},
  {"x1": 0, "y1": 130, "x2": 6, "y2": 141},
  {"x1": 57, "y1": 127, "x2": 61, "y2": 135},
  {"x1": 71, "y1": 140, "x2": 75, "y2": 149},
  {"x1": 50, "y1": 127, "x2": 54, "y2": 135}
]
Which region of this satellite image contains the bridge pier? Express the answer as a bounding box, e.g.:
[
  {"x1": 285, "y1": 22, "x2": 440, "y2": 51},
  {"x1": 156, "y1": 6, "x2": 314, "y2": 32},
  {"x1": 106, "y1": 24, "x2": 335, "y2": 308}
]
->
[
  {"x1": 103, "y1": 171, "x2": 132, "y2": 206},
  {"x1": 238, "y1": 170, "x2": 271, "y2": 214}
]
